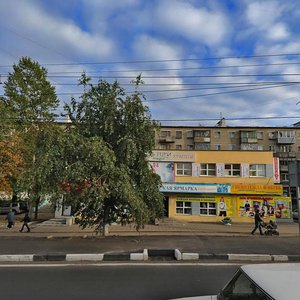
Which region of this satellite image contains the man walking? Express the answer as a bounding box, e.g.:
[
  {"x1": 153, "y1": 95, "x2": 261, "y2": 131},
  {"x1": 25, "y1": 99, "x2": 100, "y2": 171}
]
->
[
  {"x1": 20, "y1": 211, "x2": 31, "y2": 232},
  {"x1": 251, "y1": 209, "x2": 264, "y2": 235}
]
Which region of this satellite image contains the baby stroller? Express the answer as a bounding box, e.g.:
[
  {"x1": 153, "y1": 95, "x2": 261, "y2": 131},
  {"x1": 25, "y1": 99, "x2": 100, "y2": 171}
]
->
[{"x1": 262, "y1": 220, "x2": 279, "y2": 236}]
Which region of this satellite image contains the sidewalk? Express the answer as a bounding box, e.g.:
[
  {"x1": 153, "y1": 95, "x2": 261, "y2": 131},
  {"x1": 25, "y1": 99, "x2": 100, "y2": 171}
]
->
[
  {"x1": 0, "y1": 218, "x2": 298, "y2": 238},
  {"x1": 0, "y1": 219, "x2": 299, "y2": 263}
]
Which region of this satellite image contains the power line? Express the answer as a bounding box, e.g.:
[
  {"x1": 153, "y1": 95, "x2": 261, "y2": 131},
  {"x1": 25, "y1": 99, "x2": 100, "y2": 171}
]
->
[
  {"x1": 1, "y1": 52, "x2": 300, "y2": 68},
  {"x1": 145, "y1": 83, "x2": 298, "y2": 102},
  {"x1": 158, "y1": 116, "x2": 300, "y2": 122}
]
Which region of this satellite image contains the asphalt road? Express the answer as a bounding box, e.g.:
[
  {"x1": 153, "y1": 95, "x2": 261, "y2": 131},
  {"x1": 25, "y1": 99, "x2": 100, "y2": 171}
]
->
[
  {"x1": 0, "y1": 235, "x2": 300, "y2": 256},
  {"x1": 0, "y1": 264, "x2": 238, "y2": 300}
]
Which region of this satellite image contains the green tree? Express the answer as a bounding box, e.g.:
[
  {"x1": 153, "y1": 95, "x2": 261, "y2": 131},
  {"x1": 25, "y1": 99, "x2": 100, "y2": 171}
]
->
[
  {"x1": 61, "y1": 75, "x2": 163, "y2": 233},
  {"x1": 2, "y1": 57, "x2": 59, "y2": 218}
]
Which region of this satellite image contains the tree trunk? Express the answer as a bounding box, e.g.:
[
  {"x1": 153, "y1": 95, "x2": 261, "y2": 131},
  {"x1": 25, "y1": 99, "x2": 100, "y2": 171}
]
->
[{"x1": 34, "y1": 196, "x2": 40, "y2": 220}]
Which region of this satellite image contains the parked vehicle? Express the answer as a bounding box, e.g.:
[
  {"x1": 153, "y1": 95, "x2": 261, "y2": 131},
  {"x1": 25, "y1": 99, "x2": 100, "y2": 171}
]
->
[
  {"x1": 170, "y1": 263, "x2": 300, "y2": 300},
  {"x1": 0, "y1": 201, "x2": 28, "y2": 214}
]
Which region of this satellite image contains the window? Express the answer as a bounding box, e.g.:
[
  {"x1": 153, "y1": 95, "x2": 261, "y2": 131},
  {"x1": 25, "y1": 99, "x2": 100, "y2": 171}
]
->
[
  {"x1": 176, "y1": 163, "x2": 192, "y2": 176},
  {"x1": 160, "y1": 144, "x2": 171, "y2": 150},
  {"x1": 194, "y1": 130, "x2": 210, "y2": 137},
  {"x1": 281, "y1": 173, "x2": 289, "y2": 182},
  {"x1": 257, "y1": 145, "x2": 264, "y2": 151},
  {"x1": 200, "y1": 164, "x2": 216, "y2": 176},
  {"x1": 249, "y1": 164, "x2": 266, "y2": 177},
  {"x1": 176, "y1": 145, "x2": 182, "y2": 150},
  {"x1": 175, "y1": 131, "x2": 182, "y2": 139},
  {"x1": 269, "y1": 145, "x2": 275, "y2": 151},
  {"x1": 215, "y1": 144, "x2": 221, "y2": 150},
  {"x1": 200, "y1": 202, "x2": 216, "y2": 215},
  {"x1": 195, "y1": 143, "x2": 210, "y2": 150},
  {"x1": 220, "y1": 270, "x2": 270, "y2": 300},
  {"x1": 214, "y1": 131, "x2": 221, "y2": 139},
  {"x1": 229, "y1": 131, "x2": 236, "y2": 138},
  {"x1": 224, "y1": 164, "x2": 240, "y2": 176},
  {"x1": 186, "y1": 144, "x2": 194, "y2": 150},
  {"x1": 228, "y1": 144, "x2": 238, "y2": 150},
  {"x1": 279, "y1": 145, "x2": 292, "y2": 152},
  {"x1": 186, "y1": 131, "x2": 193, "y2": 138},
  {"x1": 257, "y1": 132, "x2": 263, "y2": 139},
  {"x1": 176, "y1": 201, "x2": 191, "y2": 214},
  {"x1": 160, "y1": 131, "x2": 171, "y2": 137}
]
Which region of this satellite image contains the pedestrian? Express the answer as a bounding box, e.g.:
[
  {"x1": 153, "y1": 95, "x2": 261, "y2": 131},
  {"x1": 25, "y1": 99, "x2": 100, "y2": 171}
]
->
[
  {"x1": 6, "y1": 210, "x2": 15, "y2": 228},
  {"x1": 251, "y1": 209, "x2": 264, "y2": 235},
  {"x1": 20, "y1": 211, "x2": 31, "y2": 232}
]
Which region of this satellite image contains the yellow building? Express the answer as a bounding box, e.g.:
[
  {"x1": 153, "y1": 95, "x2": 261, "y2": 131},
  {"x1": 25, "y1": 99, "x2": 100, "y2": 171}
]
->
[{"x1": 149, "y1": 150, "x2": 291, "y2": 223}]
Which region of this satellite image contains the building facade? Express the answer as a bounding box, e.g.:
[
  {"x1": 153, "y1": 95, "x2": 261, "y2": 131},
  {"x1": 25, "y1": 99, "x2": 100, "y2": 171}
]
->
[
  {"x1": 148, "y1": 150, "x2": 291, "y2": 223},
  {"x1": 155, "y1": 124, "x2": 300, "y2": 203}
]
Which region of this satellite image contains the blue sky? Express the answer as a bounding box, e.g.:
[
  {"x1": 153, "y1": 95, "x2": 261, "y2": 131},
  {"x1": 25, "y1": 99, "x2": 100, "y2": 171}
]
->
[{"x1": 1, "y1": 0, "x2": 300, "y2": 126}]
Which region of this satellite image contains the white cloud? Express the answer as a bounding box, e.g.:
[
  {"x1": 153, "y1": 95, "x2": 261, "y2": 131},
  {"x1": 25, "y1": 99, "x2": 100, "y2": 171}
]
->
[
  {"x1": 154, "y1": 0, "x2": 230, "y2": 46},
  {"x1": 267, "y1": 23, "x2": 290, "y2": 40},
  {"x1": 0, "y1": 1, "x2": 116, "y2": 62},
  {"x1": 246, "y1": 1, "x2": 283, "y2": 28}
]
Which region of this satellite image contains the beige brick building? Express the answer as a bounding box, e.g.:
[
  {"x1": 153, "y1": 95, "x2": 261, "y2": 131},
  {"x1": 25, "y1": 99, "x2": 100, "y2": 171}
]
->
[{"x1": 155, "y1": 121, "x2": 300, "y2": 199}]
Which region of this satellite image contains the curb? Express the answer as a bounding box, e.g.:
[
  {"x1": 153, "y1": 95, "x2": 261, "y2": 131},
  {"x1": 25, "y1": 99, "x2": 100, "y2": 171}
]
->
[{"x1": 0, "y1": 250, "x2": 300, "y2": 262}]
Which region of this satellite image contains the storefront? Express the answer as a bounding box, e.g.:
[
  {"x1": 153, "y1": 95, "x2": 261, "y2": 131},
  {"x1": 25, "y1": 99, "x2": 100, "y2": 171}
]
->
[{"x1": 161, "y1": 183, "x2": 291, "y2": 223}]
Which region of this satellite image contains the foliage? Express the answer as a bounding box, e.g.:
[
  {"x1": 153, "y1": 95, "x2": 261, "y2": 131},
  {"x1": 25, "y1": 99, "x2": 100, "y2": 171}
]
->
[
  {"x1": 0, "y1": 132, "x2": 23, "y2": 193},
  {"x1": 2, "y1": 57, "x2": 59, "y2": 217},
  {"x1": 61, "y1": 75, "x2": 164, "y2": 232}
]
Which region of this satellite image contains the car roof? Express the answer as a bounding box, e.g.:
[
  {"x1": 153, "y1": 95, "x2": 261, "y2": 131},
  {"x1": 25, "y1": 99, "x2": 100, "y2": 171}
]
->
[{"x1": 241, "y1": 263, "x2": 300, "y2": 299}]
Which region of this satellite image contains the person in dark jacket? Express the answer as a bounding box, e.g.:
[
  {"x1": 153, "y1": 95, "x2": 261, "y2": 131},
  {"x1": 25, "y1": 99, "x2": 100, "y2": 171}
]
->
[
  {"x1": 19, "y1": 212, "x2": 31, "y2": 232},
  {"x1": 251, "y1": 209, "x2": 264, "y2": 235},
  {"x1": 6, "y1": 210, "x2": 15, "y2": 228}
]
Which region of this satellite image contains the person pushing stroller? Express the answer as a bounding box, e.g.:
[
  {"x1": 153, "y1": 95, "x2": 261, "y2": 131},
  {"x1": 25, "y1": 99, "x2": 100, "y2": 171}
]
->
[{"x1": 263, "y1": 219, "x2": 279, "y2": 236}]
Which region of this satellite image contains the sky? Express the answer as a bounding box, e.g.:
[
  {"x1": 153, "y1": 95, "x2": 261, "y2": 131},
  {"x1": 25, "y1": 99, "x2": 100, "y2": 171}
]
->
[{"x1": 1, "y1": 0, "x2": 300, "y2": 127}]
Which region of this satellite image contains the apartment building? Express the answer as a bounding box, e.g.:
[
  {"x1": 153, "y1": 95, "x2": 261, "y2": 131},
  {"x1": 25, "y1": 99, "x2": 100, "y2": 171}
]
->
[
  {"x1": 155, "y1": 122, "x2": 300, "y2": 199},
  {"x1": 148, "y1": 150, "x2": 291, "y2": 223}
]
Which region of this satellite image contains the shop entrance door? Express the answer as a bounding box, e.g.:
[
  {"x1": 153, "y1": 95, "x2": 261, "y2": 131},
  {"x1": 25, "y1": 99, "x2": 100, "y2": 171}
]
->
[{"x1": 163, "y1": 197, "x2": 169, "y2": 217}]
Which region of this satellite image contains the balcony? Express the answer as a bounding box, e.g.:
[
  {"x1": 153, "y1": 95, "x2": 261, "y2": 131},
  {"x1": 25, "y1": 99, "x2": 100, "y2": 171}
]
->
[
  {"x1": 277, "y1": 136, "x2": 295, "y2": 144},
  {"x1": 241, "y1": 137, "x2": 258, "y2": 144},
  {"x1": 194, "y1": 137, "x2": 211, "y2": 143},
  {"x1": 158, "y1": 136, "x2": 175, "y2": 143},
  {"x1": 276, "y1": 152, "x2": 296, "y2": 158}
]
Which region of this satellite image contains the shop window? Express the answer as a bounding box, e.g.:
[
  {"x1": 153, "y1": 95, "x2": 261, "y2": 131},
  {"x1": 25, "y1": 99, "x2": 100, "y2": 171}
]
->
[
  {"x1": 249, "y1": 164, "x2": 266, "y2": 177},
  {"x1": 215, "y1": 144, "x2": 221, "y2": 150},
  {"x1": 200, "y1": 163, "x2": 216, "y2": 176},
  {"x1": 200, "y1": 202, "x2": 216, "y2": 215},
  {"x1": 176, "y1": 163, "x2": 192, "y2": 176},
  {"x1": 224, "y1": 164, "x2": 240, "y2": 176},
  {"x1": 176, "y1": 201, "x2": 192, "y2": 215},
  {"x1": 176, "y1": 145, "x2": 182, "y2": 150}
]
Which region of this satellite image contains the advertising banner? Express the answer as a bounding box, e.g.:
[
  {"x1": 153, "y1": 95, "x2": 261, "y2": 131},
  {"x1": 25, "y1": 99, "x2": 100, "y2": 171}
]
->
[
  {"x1": 237, "y1": 196, "x2": 275, "y2": 218},
  {"x1": 273, "y1": 157, "x2": 280, "y2": 183},
  {"x1": 231, "y1": 184, "x2": 283, "y2": 195},
  {"x1": 148, "y1": 151, "x2": 195, "y2": 162},
  {"x1": 237, "y1": 196, "x2": 291, "y2": 219},
  {"x1": 149, "y1": 162, "x2": 174, "y2": 182},
  {"x1": 160, "y1": 183, "x2": 231, "y2": 194}
]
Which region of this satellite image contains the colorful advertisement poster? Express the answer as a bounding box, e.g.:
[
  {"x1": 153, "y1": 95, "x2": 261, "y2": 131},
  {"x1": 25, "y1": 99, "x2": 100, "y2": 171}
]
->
[
  {"x1": 149, "y1": 162, "x2": 174, "y2": 182},
  {"x1": 216, "y1": 196, "x2": 233, "y2": 217},
  {"x1": 274, "y1": 197, "x2": 291, "y2": 219},
  {"x1": 237, "y1": 196, "x2": 275, "y2": 218}
]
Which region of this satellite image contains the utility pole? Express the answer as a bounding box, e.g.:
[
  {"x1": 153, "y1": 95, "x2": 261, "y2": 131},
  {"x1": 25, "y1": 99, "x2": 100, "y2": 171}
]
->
[{"x1": 288, "y1": 160, "x2": 300, "y2": 235}]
